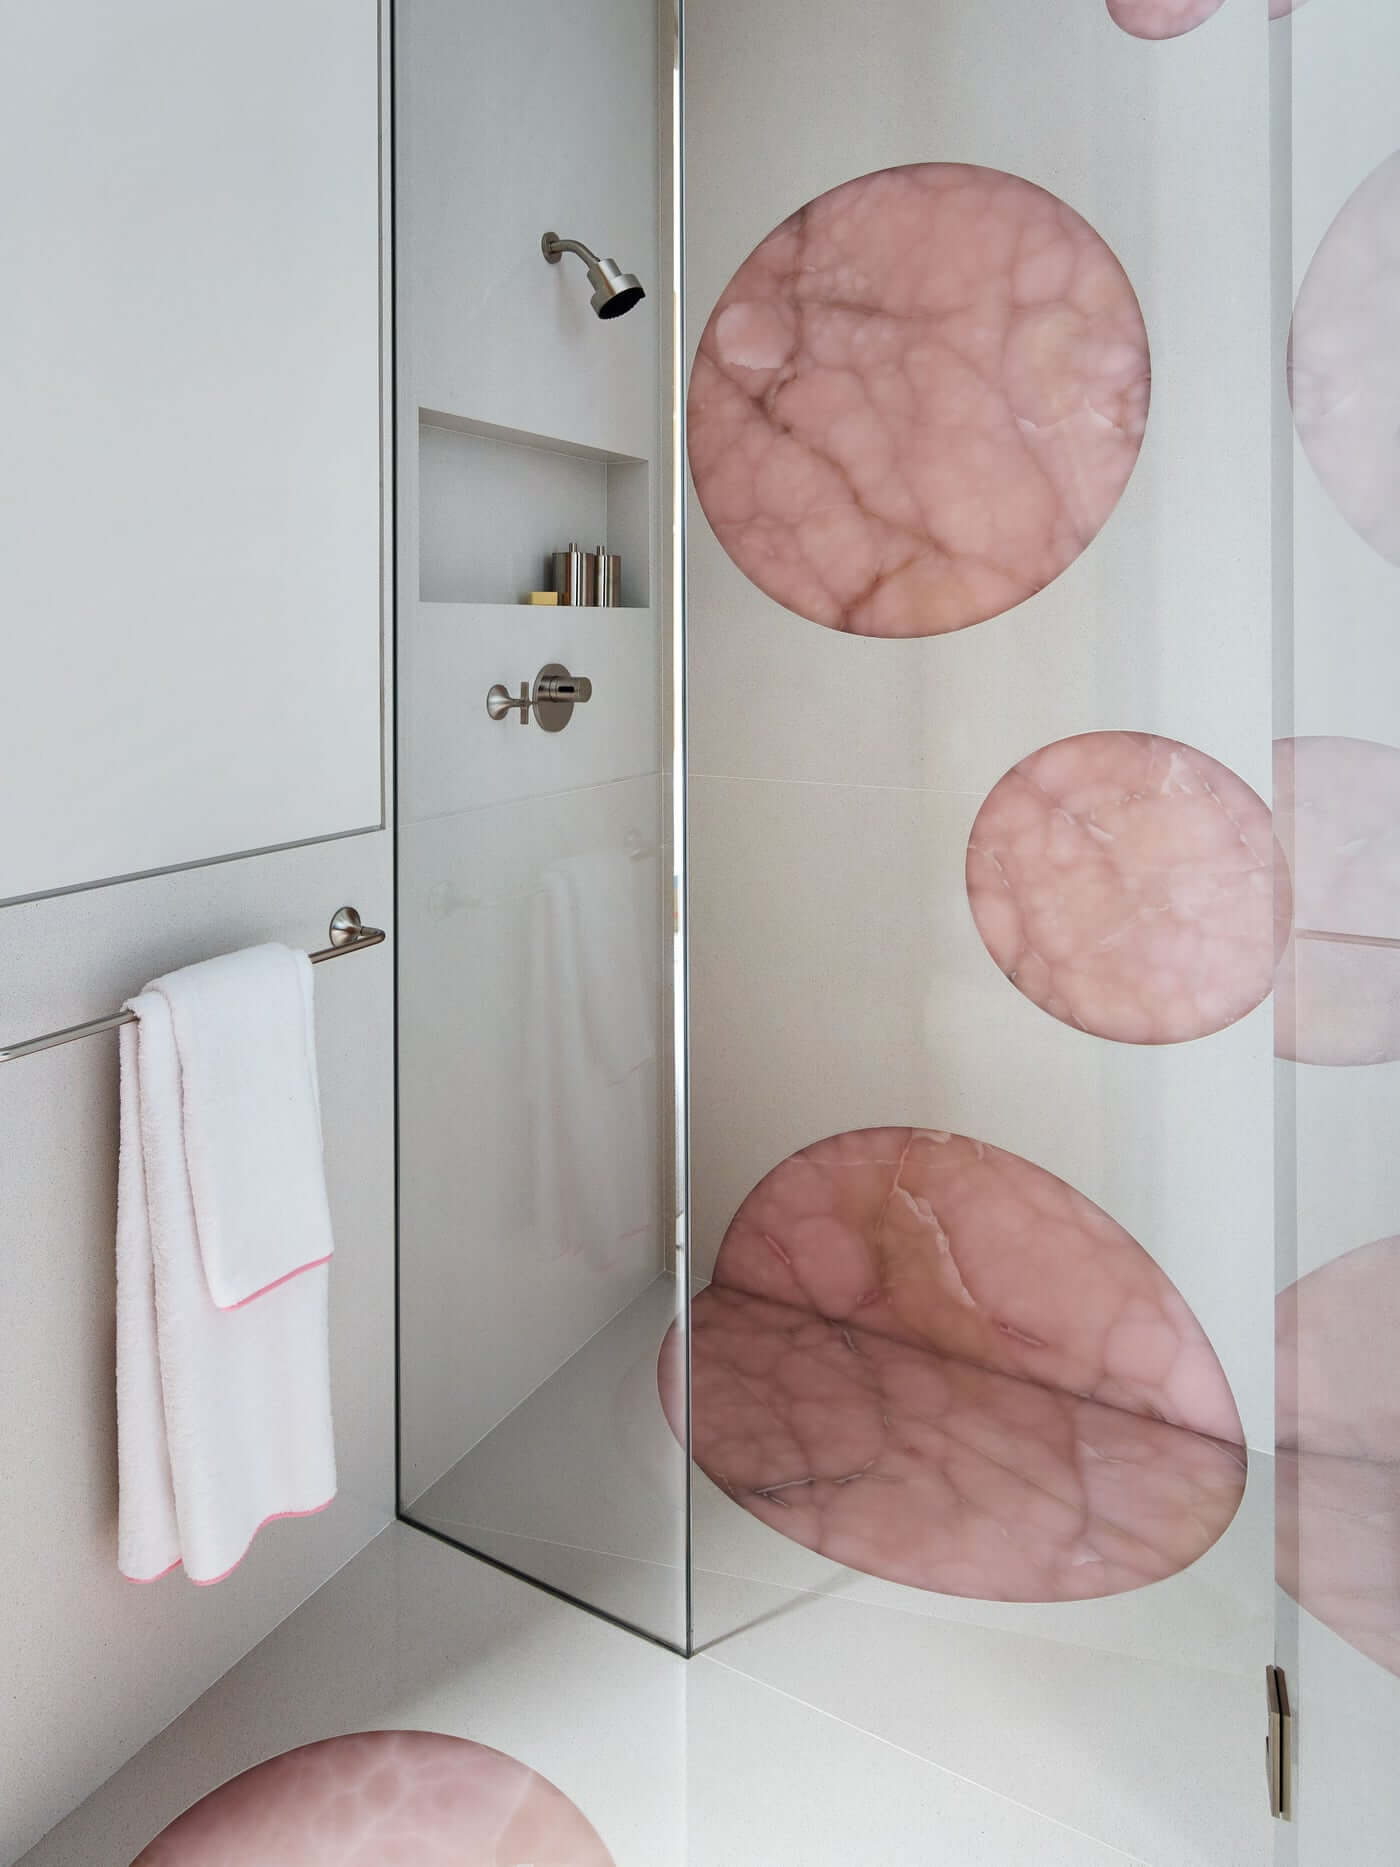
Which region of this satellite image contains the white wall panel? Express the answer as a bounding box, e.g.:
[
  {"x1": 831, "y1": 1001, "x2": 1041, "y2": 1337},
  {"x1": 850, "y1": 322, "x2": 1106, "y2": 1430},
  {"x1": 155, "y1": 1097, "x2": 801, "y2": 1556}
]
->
[
  {"x1": 399, "y1": 0, "x2": 659, "y2": 459},
  {"x1": 0, "y1": 0, "x2": 383, "y2": 903},
  {"x1": 0, "y1": 8, "x2": 394, "y2": 1853},
  {"x1": 0, "y1": 832, "x2": 395, "y2": 1863}
]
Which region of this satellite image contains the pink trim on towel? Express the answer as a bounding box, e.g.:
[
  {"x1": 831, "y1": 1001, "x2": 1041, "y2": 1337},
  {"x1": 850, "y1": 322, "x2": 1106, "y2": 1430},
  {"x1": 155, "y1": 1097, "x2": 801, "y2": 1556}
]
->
[
  {"x1": 124, "y1": 1556, "x2": 184, "y2": 1586},
  {"x1": 121, "y1": 1496, "x2": 335, "y2": 1587},
  {"x1": 214, "y1": 1253, "x2": 333, "y2": 1312}
]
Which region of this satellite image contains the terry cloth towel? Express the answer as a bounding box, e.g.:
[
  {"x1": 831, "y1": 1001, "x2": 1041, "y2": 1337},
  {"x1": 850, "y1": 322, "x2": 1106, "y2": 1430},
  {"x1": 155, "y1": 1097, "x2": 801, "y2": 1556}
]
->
[
  {"x1": 116, "y1": 943, "x2": 336, "y2": 1584},
  {"x1": 528, "y1": 847, "x2": 658, "y2": 1268}
]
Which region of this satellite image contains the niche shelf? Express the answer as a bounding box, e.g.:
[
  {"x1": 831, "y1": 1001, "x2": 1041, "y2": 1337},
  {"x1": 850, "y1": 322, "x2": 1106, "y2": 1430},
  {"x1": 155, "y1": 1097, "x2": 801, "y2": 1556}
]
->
[{"x1": 417, "y1": 408, "x2": 651, "y2": 609}]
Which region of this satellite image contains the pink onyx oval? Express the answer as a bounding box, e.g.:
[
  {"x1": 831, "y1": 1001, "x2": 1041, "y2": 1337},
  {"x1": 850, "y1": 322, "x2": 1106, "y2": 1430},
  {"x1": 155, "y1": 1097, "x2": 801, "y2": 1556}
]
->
[
  {"x1": 131, "y1": 1731, "x2": 616, "y2": 1867},
  {"x1": 1108, "y1": 0, "x2": 1306, "y2": 36},
  {"x1": 1290, "y1": 150, "x2": 1400, "y2": 567},
  {"x1": 1278, "y1": 1237, "x2": 1400, "y2": 1679},
  {"x1": 1106, "y1": 0, "x2": 1225, "y2": 41},
  {"x1": 686, "y1": 163, "x2": 1150, "y2": 636},
  {"x1": 967, "y1": 730, "x2": 1283, "y2": 1045},
  {"x1": 1274, "y1": 736, "x2": 1400, "y2": 1067},
  {"x1": 662, "y1": 1127, "x2": 1245, "y2": 1603}
]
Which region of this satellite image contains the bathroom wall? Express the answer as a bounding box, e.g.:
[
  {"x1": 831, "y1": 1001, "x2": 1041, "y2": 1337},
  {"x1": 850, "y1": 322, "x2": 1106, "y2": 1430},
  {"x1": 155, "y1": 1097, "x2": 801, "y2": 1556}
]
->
[
  {"x1": 395, "y1": 0, "x2": 669, "y2": 1499},
  {"x1": 0, "y1": 6, "x2": 394, "y2": 1860},
  {"x1": 683, "y1": 0, "x2": 1277, "y2": 1857},
  {"x1": 0, "y1": 848, "x2": 395, "y2": 1864},
  {"x1": 0, "y1": 1, "x2": 384, "y2": 905},
  {"x1": 686, "y1": 0, "x2": 1274, "y2": 1445}
]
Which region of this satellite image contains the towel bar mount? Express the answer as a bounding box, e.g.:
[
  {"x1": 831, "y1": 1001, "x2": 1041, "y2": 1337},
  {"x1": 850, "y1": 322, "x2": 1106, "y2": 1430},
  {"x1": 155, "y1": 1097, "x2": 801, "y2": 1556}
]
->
[{"x1": 0, "y1": 906, "x2": 386, "y2": 1065}]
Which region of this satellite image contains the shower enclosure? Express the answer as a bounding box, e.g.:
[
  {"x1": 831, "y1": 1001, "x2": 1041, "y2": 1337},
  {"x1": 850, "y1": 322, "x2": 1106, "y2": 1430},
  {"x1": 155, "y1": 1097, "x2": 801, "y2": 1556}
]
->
[{"x1": 394, "y1": 0, "x2": 1400, "y2": 1858}]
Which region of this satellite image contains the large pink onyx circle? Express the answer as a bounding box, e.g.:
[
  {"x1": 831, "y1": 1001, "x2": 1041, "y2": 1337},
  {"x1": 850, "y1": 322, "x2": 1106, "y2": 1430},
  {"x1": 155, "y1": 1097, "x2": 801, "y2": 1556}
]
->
[
  {"x1": 1278, "y1": 1239, "x2": 1400, "y2": 1679},
  {"x1": 686, "y1": 164, "x2": 1150, "y2": 636},
  {"x1": 664, "y1": 1128, "x2": 1245, "y2": 1603},
  {"x1": 131, "y1": 1731, "x2": 616, "y2": 1866},
  {"x1": 1290, "y1": 151, "x2": 1400, "y2": 567},
  {"x1": 1106, "y1": 0, "x2": 1225, "y2": 40},
  {"x1": 967, "y1": 731, "x2": 1282, "y2": 1044},
  {"x1": 1107, "y1": 0, "x2": 1305, "y2": 34},
  {"x1": 1274, "y1": 737, "x2": 1400, "y2": 1066}
]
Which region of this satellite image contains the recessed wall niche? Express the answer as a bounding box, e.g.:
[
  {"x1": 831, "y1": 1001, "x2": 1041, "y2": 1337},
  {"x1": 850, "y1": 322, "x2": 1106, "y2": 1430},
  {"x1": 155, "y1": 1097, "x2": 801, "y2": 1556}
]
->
[{"x1": 418, "y1": 410, "x2": 651, "y2": 608}]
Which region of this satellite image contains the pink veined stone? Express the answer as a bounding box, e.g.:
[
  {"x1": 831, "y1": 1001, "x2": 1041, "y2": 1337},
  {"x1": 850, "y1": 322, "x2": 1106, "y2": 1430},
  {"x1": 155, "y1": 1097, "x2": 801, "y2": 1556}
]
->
[
  {"x1": 661, "y1": 1128, "x2": 1245, "y2": 1604},
  {"x1": 1108, "y1": 0, "x2": 1307, "y2": 35},
  {"x1": 967, "y1": 730, "x2": 1284, "y2": 1045},
  {"x1": 1290, "y1": 149, "x2": 1400, "y2": 568},
  {"x1": 1273, "y1": 736, "x2": 1400, "y2": 1067},
  {"x1": 131, "y1": 1731, "x2": 617, "y2": 1867},
  {"x1": 687, "y1": 163, "x2": 1150, "y2": 636},
  {"x1": 1277, "y1": 1238, "x2": 1400, "y2": 1679},
  {"x1": 1106, "y1": 0, "x2": 1226, "y2": 41}
]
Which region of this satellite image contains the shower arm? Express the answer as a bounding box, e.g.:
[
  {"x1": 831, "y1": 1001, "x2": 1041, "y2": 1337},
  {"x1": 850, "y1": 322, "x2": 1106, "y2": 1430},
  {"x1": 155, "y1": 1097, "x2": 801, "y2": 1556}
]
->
[{"x1": 541, "y1": 233, "x2": 601, "y2": 268}]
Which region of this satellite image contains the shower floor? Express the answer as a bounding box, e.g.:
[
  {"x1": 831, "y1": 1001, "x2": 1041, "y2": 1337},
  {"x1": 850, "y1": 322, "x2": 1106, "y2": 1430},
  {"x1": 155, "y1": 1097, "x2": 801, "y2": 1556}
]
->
[
  {"x1": 407, "y1": 1275, "x2": 1256, "y2": 1637},
  {"x1": 405, "y1": 1276, "x2": 689, "y2": 1637},
  {"x1": 20, "y1": 1518, "x2": 1273, "y2": 1867},
  {"x1": 390, "y1": 1271, "x2": 1275, "y2": 1867}
]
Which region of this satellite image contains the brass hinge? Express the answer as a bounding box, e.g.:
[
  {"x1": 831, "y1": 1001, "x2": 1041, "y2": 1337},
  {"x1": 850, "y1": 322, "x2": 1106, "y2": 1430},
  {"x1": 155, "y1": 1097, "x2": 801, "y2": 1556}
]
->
[{"x1": 1266, "y1": 1665, "x2": 1293, "y2": 1820}]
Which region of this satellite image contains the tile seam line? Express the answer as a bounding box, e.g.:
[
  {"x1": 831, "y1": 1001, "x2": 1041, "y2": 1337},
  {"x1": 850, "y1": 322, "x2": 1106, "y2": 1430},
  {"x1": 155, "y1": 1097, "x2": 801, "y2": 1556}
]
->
[
  {"x1": 401, "y1": 769, "x2": 667, "y2": 826},
  {"x1": 696, "y1": 1650, "x2": 1152, "y2": 1867},
  {"x1": 693, "y1": 1559, "x2": 1262, "y2": 1688},
  {"x1": 408, "y1": 1519, "x2": 680, "y2": 1575},
  {"x1": 690, "y1": 770, "x2": 991, "y2": 798}
]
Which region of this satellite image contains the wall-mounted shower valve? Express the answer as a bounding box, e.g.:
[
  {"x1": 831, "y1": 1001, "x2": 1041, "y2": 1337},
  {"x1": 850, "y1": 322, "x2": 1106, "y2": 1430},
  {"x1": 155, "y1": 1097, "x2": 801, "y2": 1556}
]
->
[{"x1": 485, "y1": 663, "x2": 593, "y2": 732}]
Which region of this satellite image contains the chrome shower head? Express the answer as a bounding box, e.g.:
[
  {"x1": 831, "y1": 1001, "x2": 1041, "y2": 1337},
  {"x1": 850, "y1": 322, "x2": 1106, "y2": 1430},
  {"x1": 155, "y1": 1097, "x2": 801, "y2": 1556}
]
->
[{"x1": 542, "y1": 231, "x2": 646, "y2": 319}]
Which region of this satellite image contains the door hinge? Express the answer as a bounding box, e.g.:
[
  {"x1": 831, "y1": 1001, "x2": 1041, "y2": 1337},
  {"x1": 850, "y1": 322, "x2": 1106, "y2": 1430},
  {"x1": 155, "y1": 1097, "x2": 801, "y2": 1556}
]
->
[{"x1": 1266, "y1": 1664, "x2": 1293, "y2": 1821}]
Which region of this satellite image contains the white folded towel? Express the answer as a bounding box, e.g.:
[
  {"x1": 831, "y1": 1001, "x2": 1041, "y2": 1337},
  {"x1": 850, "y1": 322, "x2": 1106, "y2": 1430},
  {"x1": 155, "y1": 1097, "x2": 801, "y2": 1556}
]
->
[{"x1": 116, "y1": 944, "x2": 337, "y2": 1584}]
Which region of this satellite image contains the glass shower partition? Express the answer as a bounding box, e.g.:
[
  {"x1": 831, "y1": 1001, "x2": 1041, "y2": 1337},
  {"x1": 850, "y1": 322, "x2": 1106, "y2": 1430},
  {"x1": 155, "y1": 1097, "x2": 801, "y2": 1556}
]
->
[
  {"x1": 679, "y1": 2, "x2": 1293, "y2": 1864},
  {"x1": 1272, "y1": 2, "x2": 1400, "y2": 1857},
  {"x1": 393, "y1": 0, "x2": 690, "y2": 1653}
]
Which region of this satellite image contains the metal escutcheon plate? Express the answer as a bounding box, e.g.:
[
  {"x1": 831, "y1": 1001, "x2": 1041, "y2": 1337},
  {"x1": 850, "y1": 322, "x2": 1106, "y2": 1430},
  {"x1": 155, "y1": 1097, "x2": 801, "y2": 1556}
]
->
[{"x1": 532, "y1": 661, "x2": 580, "y2": 732}]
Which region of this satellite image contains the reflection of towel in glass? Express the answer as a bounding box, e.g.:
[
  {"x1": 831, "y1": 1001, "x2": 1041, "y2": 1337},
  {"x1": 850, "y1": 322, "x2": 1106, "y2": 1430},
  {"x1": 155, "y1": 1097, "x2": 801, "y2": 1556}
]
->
[{"x1": 528, "y1": 847, "x2": 658, "y2": 1268}]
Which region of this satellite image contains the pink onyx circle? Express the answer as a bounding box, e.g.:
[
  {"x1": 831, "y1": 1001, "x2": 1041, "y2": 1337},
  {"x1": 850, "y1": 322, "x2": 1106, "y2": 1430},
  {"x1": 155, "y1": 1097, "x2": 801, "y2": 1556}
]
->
[
  {"x1": 1106, "y1": 0, "x2": 1225, "y2": 40},
  {"x1": 1108, "y1": 0, "x2": 1306, "y2": 35},
  {"x1": 131, "y1": 1731, "x2": 616, "y2": 1867},
  {"x1": 686, "y1": 163, "x2": 1150, "y2": 637},
  {"x1": 1290, "y1": 150, "x2": 1400, "y2": 568},
  {"x1": 1277, "y1": 1237, "x2": 1400, "y2": 1679},
  {"x1": 1274, "y1": 736, "x2": 1400, "y2": 1067},
  {"x1": 967, "y1": 730, "x2": 1283, "y2": 1045},
  {"x1": 661, "y1": 1127, "x2": 1245, "y2": 1604}
]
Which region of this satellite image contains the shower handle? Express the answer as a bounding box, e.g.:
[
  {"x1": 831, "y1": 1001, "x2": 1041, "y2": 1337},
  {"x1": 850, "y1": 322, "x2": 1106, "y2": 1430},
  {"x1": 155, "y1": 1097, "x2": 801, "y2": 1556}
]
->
[
  {"x1": 535, "y1": 671, "x2": 592, "y2": 704},
  {"x1": 531, "y1": 662, "x2": 591, "y2": 733},
  {"x1": 485, "y1": 663, "x2": 592, "y2": 732},
  {"x1": 485, "y1": 680, "x2": 531, "y2": 724}
]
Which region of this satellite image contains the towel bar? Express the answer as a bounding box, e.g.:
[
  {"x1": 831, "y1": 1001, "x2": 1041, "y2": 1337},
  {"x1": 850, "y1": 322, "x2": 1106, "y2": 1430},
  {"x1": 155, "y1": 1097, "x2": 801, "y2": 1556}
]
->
[{"x1": 0, "y1": 906, "x2": 385, "y2": 1065}]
